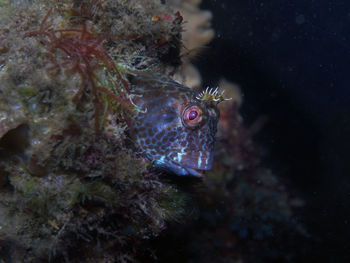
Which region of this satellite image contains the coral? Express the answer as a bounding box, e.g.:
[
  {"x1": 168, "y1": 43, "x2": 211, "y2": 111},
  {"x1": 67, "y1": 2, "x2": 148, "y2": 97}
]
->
[
  {"x1": 168, "y1": 0, "x2": 214, "y2": 58},
  {"x1": 168, "y1": 0, "x2": 215, "y2": 88}
]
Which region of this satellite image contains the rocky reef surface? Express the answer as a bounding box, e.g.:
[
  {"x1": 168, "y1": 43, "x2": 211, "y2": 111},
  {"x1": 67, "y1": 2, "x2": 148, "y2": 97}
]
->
[{"x1": 0, "y1": 0, "x2": 305, "y2": 262}]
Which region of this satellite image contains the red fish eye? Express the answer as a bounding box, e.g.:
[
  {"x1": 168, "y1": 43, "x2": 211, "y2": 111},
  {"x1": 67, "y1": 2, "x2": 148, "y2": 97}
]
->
[{"x1": 183, "y1": 105, "x2": 202, "y2": 127}]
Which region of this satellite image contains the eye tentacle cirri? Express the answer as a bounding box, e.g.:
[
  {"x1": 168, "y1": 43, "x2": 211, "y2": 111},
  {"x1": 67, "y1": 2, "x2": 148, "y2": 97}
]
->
[{"x1": 196, "y1": 86, "x2": 232, "y2": 104}]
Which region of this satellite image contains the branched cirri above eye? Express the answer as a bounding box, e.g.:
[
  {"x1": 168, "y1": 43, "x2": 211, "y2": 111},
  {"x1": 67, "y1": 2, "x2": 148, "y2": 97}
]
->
[{"x1": 182, "y1": 105, "x2": 203, "y2": 128}]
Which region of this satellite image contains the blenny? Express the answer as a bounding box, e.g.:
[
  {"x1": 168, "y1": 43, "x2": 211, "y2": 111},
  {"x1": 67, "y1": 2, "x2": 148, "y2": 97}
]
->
[{"x1": 129, "y1": 73, "x2": 229, "y2": 177}]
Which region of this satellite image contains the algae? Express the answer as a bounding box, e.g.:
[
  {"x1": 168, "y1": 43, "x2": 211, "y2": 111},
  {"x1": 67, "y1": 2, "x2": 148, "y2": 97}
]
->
[{"x1": 0, "y1": 0, "x2": 188, "y2": 261}]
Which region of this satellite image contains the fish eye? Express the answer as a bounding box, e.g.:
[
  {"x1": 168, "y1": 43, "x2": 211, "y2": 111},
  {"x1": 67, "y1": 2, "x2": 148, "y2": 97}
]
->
[{"x1": 182, "y1": 105, "x2": 203, "y2": 127}]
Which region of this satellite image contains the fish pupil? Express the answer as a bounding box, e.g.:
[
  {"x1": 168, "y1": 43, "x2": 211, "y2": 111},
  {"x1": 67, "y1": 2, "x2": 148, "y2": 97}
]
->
[{"x1": 189, "y1": 110, "x2": 198, "y2": 120}]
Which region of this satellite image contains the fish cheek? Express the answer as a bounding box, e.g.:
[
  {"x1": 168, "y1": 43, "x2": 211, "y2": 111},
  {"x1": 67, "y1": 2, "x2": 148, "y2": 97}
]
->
[
  {"x1": 158, "y1": 109, "x2": 179, "y2": 154},
  {"x1": 161, "y1": 108, "x2": 177, "y2": 123},
  {"x1": 141, "y1": 106, "x2": 177, "y2": 156},
  {"x1": 154, "y1": 106, "x2": 181, "y2": 139},
  {"x1": 160, "y1": 106, "x2": 178, "y2": 125}
]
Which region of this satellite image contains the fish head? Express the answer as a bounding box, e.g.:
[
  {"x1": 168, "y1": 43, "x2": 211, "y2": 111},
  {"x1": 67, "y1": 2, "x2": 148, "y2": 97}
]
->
[{"x1": 130, "y1": 74, "x2": 220, "y2": 177}]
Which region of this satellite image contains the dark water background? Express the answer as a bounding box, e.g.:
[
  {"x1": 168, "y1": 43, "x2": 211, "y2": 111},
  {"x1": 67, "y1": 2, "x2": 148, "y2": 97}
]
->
[{"x1": 196, "y1": 0, "x2": 350, "y2": 261}]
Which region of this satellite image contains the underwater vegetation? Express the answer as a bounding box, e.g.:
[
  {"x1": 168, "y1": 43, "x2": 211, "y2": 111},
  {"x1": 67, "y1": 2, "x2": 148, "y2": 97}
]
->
[
  {"x1": 0, "y1": 0, "x2": 305, "y2": 262},
  {"x1": 0, "y1": 0, "x2": 187, "y2": 261}
]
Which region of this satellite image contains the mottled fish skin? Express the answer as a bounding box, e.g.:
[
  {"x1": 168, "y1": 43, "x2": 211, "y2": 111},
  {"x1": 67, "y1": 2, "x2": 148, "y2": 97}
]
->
[{"x1": 129, "y1": 73, "x2": 219, "y2": 177}]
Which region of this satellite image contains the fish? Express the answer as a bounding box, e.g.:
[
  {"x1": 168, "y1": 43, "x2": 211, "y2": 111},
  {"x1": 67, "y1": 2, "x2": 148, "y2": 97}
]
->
[{"x1": 129, "y1": 72, "x2": 227, "y2": 177}]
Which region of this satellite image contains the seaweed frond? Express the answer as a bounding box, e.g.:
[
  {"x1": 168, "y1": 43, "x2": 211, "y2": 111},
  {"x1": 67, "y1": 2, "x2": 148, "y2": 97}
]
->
[{"x1": 25, "y1": 8, "x2": 134, "y2": 133}]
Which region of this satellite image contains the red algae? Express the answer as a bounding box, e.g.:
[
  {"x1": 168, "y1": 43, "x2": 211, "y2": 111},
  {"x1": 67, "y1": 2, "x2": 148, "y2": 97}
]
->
[{"x1": 26, "y1": 8, "x2": 133, "y2": 133}]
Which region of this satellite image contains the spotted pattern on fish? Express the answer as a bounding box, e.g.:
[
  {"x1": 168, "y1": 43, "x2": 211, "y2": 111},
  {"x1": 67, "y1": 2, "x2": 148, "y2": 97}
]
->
[{"x1": 129, "y1": 73, "x2": 219, "y2": 177}]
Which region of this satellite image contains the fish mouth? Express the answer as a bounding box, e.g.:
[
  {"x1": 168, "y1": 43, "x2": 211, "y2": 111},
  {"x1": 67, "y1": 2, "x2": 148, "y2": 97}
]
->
[
  {"x1": 180, "y1": 151, "x2": 214, "y2": 177},
  {"x1": 154, "y1": 153, "x2": 213, "y2": 177},
  {"x1": 165, "y1": 158, "x2": 212, "y2": 177},
  {"x1": 183, "y1": 167, "x2": 205, "y2": 177}
]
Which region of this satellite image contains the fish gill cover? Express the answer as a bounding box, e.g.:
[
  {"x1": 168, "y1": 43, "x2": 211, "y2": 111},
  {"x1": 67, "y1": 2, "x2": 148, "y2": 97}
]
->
[{"x1": 0, "y1": 0, "x2": 305, "y2": 262}]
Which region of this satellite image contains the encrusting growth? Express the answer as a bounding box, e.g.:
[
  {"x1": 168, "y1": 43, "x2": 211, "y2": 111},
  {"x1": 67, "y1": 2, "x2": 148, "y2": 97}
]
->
[{"x1": 0, "y1": 1, "x2": 189, "y2": 262}]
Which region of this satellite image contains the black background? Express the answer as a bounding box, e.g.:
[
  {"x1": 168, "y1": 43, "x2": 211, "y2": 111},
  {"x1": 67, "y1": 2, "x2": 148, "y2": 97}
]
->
[{"x1": 196, "y1": 0, "x2": 350, "y2": 261}]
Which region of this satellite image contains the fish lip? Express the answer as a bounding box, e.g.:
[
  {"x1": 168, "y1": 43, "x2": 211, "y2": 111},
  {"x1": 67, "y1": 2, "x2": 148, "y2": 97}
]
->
[
  {"x1": 159, "y1": 158, "x2": 211, "y2": 177},
  {"x1": 171, "y1": 160, "x2": 208, "y2": 177},
  {"x1": 183, "y1": 167, "x2": 205, "y2": 177}
]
